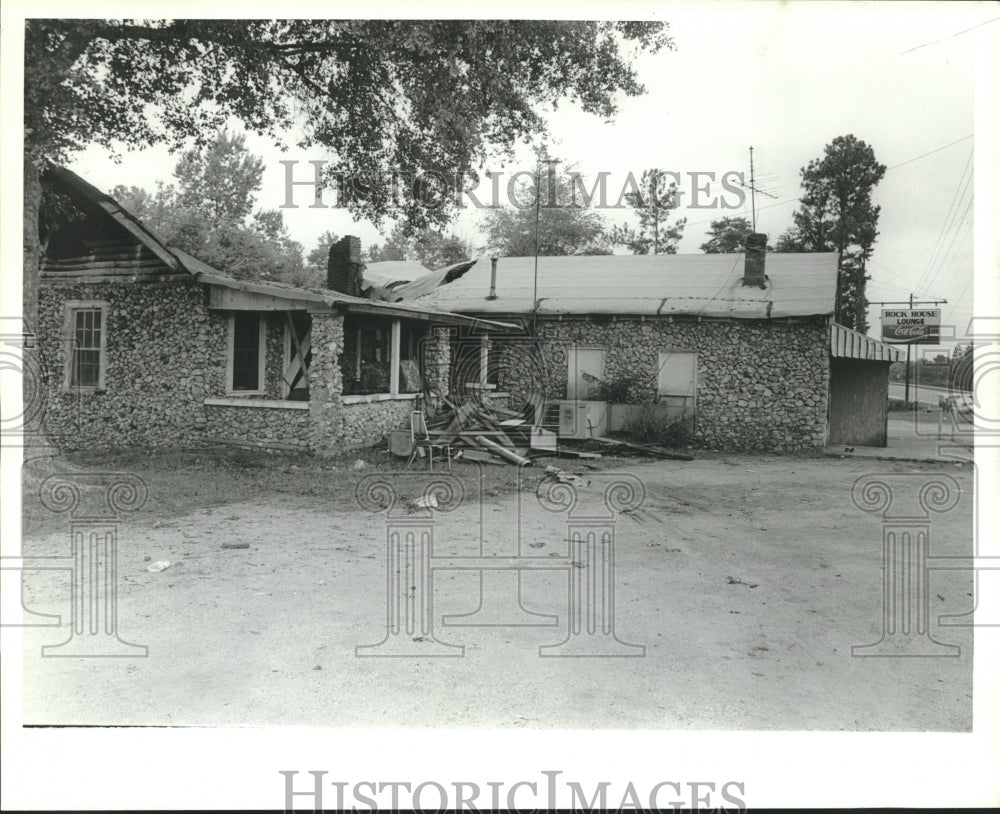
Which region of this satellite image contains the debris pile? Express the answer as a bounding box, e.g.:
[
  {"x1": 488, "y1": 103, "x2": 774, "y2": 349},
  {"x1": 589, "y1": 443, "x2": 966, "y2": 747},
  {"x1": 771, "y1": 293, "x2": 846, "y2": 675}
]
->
[
  {"x1": 392, "y1": 397, "x2": 600, "y2": 484},
  {"x1": 391, "y1": 397, "x2": 694, "y2": 483},
  {"x1": 422, "y1": 398, "x2": 568, "y2": 464}
]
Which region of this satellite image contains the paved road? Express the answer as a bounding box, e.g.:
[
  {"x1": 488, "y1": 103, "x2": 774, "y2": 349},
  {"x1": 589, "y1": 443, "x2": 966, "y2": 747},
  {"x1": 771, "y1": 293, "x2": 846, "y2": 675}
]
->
[{"x1": 889, "y1": 381, "x2": 968, "y2": 406}]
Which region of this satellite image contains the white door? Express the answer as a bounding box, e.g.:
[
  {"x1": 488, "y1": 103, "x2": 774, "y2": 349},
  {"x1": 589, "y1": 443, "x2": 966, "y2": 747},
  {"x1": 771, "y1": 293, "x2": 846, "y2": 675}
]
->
[
  {"x1": 567, "y1": 347, "x2": 605, "y2": 399},
  {"x1": 657, "y1": 351, "x2": 697, "y2": 414}
]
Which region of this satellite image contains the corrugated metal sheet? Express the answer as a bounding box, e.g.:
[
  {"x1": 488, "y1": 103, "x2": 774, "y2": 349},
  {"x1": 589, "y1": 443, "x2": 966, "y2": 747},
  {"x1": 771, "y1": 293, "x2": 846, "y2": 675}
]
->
[
  {"x1": 363, "y1": 260, "x2": 429, "y2": 291},
  {"x1": 415, "y1": 252, "x2": 840, "y2": 319},
  {"x1": 365, "y1": 259, "x2": 479, "y2": 301},
  {"x1": 830, "y1": 323, "x2": 903, "y2": 362}
]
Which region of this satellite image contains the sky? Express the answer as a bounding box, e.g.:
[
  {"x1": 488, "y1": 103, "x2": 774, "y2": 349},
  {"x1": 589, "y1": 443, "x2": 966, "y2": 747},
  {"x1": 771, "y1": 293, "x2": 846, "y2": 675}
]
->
[{"x1": 65, "y1": 3, "x2": 989, "y2": 343}]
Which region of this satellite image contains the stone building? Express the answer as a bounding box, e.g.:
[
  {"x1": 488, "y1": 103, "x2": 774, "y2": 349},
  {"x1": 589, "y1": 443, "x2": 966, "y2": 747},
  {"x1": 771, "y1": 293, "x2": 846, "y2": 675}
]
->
[
  {"x1": 34, "y1": 167, "x2": 509, "y2": 453},
  {"x1": 415, "y1": 238, "x2": 902, "y2": 451}
]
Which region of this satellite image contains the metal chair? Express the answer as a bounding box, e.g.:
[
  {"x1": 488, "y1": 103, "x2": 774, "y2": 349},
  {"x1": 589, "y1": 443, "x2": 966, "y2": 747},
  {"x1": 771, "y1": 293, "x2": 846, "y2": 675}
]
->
[{"x1": 406, "y1": 410, "x2": 452, "y2": 471}]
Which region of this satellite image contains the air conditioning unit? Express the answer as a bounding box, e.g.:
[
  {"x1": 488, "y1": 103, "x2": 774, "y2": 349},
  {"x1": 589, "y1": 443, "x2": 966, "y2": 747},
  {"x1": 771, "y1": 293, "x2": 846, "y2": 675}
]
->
[{"x1": 558, "y1": 400, "x2": 608, "y2": 440}]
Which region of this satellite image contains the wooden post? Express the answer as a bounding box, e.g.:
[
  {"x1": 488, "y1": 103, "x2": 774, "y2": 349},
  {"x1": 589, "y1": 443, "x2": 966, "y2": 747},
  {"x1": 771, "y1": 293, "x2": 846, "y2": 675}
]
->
[
  {"x1": 480, "y1": 334, "x2": 489, "y2": 389},
  {"x1": 389, "y1": 318, "x2": 401, "y2": 397}
]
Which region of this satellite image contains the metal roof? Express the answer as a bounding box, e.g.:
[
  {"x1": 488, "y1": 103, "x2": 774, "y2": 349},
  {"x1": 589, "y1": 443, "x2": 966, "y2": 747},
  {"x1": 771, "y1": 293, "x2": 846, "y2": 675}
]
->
[
  {"x1": 415, "y1": 252, "x2": 841, "y2": 319},
  {"x1": 831, "y1": 323, "x2": 903, "y2": 362},
  {"x1": 362, "y1": 260, "x2": 429, "y2": 290}
]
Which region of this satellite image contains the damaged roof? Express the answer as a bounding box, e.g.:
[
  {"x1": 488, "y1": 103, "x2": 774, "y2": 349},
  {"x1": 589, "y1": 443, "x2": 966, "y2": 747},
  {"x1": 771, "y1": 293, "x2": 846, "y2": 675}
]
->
[
  {"x1": 414, "y1": 252, "x2": 841, "y2": 319},
  {"x1": 363, "y1": 258, "x2": 477, "y2": 301}
]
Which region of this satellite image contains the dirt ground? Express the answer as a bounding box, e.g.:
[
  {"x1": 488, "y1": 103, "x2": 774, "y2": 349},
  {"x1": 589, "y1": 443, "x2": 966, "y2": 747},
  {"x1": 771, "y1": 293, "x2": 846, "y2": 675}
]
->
[{"x1": 17, "y1": 446, "x2": 975, "y2": 730}]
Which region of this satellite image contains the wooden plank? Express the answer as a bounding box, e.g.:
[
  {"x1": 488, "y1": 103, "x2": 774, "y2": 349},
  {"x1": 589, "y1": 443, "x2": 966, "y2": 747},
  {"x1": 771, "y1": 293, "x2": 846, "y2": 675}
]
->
[
  {"x1": 41, "y1": 273, "x2": 185, "y2": 284},
  {"x1": 44, "y1": 250, "x2": 156, "y2": 264},
  {"x1": 457, "y1": 449, "x2": 505, "y2": 466},
  {"x1": 475, "y1": 436, "x2": 532, "y2": 466},
  {"x1": 210, "y1": 286, "x2": 315, "y2": 311},
  {"x1": 556, "y1": 448, "x2": 602, "y2": 459}
]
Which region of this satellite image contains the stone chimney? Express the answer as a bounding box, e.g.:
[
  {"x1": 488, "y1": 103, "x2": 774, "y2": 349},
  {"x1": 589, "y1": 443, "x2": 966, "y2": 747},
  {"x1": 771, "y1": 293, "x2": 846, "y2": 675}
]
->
[
  {"x1": 327, "y1": 235, "x2": 363, "y2": 296},
  {"x1": 742, "y1": 233, "x2": 768, "y2": 288}
]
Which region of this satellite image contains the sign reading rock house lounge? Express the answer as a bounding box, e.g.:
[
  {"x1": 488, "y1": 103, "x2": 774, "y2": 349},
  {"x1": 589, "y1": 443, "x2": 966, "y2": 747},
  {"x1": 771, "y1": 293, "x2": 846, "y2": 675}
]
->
[{"x1": 880, "y1": 308, "x2": 941, "y2": 344}]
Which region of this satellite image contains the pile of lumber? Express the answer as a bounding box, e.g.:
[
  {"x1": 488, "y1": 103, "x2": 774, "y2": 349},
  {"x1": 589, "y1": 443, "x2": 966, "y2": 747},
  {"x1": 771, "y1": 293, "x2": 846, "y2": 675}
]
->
[{"x1": 421, "y1": 398, "x2": 557, "y2": 466}]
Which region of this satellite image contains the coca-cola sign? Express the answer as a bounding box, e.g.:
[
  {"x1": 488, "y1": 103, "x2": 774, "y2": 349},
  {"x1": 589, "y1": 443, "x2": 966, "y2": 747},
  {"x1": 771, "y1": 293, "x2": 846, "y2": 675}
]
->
[{"x1": 881, "y1": 308, "x2": 941, "y2": 344}]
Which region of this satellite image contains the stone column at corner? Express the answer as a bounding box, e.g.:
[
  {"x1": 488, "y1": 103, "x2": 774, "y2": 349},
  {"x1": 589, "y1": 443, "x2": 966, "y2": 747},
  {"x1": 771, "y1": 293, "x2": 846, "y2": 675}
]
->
[{"x1": 307, "y1": 311, "x2": 346, "y2": 455}]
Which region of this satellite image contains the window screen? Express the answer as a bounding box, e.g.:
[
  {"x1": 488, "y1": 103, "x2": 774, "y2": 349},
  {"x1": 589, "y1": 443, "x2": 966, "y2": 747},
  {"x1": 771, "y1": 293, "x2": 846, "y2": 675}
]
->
[{"x1": 71, "y1": 308, "x2": 103, "y2": 387}]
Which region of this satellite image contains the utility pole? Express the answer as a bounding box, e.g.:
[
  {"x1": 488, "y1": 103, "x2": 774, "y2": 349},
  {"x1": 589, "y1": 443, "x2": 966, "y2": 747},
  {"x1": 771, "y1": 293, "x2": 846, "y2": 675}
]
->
[
  {"x1": 905, "y1": 292, "x2": 913, "y2": 404},
  {"x1": 532, "y1": 161, "x2": 541, "y2": 336}
]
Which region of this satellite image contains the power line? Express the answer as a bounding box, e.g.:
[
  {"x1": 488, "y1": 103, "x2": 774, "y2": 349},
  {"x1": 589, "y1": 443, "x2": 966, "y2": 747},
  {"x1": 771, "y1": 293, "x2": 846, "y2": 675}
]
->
[
  {"x1": 916, "y1": 153, "x2": 973, "y2": 293},
  {"x1": 922, "y1": 197, "x2": 974, "y2": 296},
  {"x1": 885, "y1": 135, "x2": 973, "y2": 171},
  {"x1": 900, "y1": 16, "x2": 1000, "y2": 54}
]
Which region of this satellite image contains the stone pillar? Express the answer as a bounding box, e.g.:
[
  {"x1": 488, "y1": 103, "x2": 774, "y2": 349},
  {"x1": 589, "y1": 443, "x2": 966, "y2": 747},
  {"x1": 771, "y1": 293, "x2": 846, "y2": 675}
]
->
[
  {"x1": 307, "y1": 311, "x2": 345, "y2": 456},
  {"x1": 425, "y1": 326, "x2": 452, "y2": 410}
]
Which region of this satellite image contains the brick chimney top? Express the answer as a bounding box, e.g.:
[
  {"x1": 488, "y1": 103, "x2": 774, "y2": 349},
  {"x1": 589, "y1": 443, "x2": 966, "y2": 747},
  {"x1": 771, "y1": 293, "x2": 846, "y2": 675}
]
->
[
  {"x1": 742, "y1": 233, "x2": 768, "y2": 288},
  {"x1": 327, "y1": 235, "x2": 364, "y2": 297}
]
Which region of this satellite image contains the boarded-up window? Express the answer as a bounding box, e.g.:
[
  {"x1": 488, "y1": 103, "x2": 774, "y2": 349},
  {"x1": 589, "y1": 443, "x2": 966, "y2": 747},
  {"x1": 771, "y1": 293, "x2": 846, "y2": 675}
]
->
[
  {"x1": 657, "y1": 351, "x2": 696, "y2": 412},
  {"x1": 399, "y1": 322, "x2": 424, "y2": 393},
  {"x1": 284, "y1": 312, "x2": 311, "y2": 401},
  {"x1": 70, "y1": 307, "x2": 104, "y2": 387},
  {"x1": 232, "y1": 314, "x2": 263, "y2": 391}
]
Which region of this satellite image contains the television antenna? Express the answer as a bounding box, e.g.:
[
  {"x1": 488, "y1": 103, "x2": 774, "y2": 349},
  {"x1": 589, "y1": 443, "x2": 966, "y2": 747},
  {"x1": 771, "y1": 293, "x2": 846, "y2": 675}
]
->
[{"x1": 738, "y1": 146, "x2": 778, "y2": 230}]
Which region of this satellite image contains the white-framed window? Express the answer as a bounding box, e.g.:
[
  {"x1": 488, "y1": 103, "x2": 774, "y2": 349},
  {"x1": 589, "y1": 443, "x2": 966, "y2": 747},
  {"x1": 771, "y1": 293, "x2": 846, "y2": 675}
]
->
[
  {"x1": 657, "y1": 351, "x2": 697, "y2": 412},
  {"x1": 226, "y1": 313, "x2": 267, "y2": 394},
  {"x1": 64, "y1": 300, "x2": 108, "y2": 390}
]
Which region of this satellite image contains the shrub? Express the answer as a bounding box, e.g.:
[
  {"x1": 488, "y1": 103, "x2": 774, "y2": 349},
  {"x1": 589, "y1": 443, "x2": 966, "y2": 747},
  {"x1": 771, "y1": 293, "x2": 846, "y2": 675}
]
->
[
  {"x1": 887, "y1": 398, "x2": 919, "y2": 412},
  {"x1": 623, "y1": 403, "x2": 691, "y2": 446}
]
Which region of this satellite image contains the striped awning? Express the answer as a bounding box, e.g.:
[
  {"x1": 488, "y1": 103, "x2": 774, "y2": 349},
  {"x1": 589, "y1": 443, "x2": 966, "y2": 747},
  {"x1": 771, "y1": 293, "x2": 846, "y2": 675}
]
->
[{"x1": 831, "y1": 322, "x2": 903, "y2": 362}]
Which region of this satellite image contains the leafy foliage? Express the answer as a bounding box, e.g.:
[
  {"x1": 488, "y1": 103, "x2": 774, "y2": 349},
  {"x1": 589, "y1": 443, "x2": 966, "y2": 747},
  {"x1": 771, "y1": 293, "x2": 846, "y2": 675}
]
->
[
  {"x1": 609, "y1": 168, "x2": 686, "y2": 254},
  {"x1": 700, "y1": 216, "x2": 763, "y2": 253},
  {"x1": 304, "y1": 230, "x2": 340, "y2": 281},
  {"x1": 776, "y1": 135, "x2": 886, "y2": 332},
  {"x1": 366, "y1": 224, "x2": 475, "y2": 269},
  {"x1": 113, "y1": 130, "x2": 305, "y2": 283},
  {"x1": 481, "y1": 152, "x2": 613, "y2": 256},
  {"x1": 623, "y1": 403, "x2": 691, "y2": 446}
]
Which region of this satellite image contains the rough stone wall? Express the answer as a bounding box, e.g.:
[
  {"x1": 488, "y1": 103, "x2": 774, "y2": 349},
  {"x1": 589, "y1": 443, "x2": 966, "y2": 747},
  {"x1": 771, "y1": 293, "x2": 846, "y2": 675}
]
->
[
  {"x1": 204, "y1": 404, "x2": 310, "y2": 448},
  {"x1": 38, "y1": 279, "x2": 213, "y2": 449},
  {"x1": 38, "y1": 280, "x2": 308, "y2": 450},
  {"x1": 496, "y1": 317, "x2": 830, "y2": 452},
  {"x1": 39, "y1": 281, "x2": 487, "y2": 454},
  {"x1": 341, "y1": 400, "x2": 416, "y2": 448}
]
